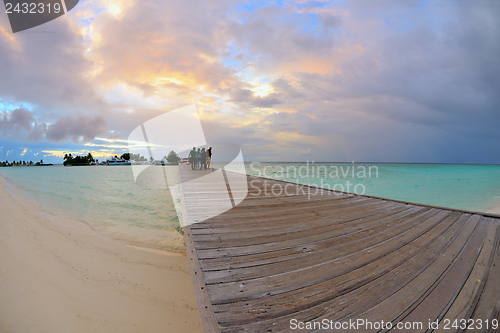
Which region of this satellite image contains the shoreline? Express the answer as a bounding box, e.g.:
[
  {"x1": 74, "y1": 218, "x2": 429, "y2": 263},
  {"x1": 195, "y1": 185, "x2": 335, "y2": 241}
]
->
[
  {"x1": 0, "y1": 172, "x2": 186, "y2": 254},
  {"x1": 488, "y1": 204, "x2": 500, "y2": 215},
  {"x1": 0, "y1": 177, "x2": 202, "y2": 332}
]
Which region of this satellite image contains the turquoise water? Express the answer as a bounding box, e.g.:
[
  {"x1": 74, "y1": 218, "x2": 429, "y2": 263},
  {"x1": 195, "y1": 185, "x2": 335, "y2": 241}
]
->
[
  {"x1": 0, "y1": 165, "x2": 185, "y2": 252},
  {"x1": 243, "y1": 162, "x2": 500, "y2": 213},
  {"x1": 1, "y1": 163, "x2": 499, "y2": 252}
]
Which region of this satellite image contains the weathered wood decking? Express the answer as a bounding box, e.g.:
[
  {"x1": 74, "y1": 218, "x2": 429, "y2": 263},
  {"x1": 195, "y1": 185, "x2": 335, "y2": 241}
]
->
[{"x1": 179, "y1": 164, "x2": 500, "y2": 333}]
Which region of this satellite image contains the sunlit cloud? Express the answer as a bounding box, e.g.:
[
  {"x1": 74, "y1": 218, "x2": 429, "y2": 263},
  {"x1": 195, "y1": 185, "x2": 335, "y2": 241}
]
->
[
  {"x1": 101, "y1": 0, "x2": 134, "y2": 18},
  {"x1": 156, "y1": 77, "x2": 185, "y2": 86},
  {"x1": 0, "y1": 25, "x2": 20, "y2": 51},
  {"x1": 42, "y1": 149, "x2": 117, "y2": 159},
  {"x1": 251, "y1": 84, "x2": 274, "y2": 97}
]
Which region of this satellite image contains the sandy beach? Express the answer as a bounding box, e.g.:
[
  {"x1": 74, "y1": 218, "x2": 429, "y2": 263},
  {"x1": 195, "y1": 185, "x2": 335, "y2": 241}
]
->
[
  {"x1": 0, "y1": 178, "x2": 202, "y2": 333},
  {"x1": 489, "y1": 205, "x2": 500, "y2": 215}
]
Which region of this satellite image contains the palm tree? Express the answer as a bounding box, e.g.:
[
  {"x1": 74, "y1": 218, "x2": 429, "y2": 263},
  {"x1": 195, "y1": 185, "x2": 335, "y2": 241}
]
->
[{"x1": 166, "y1": 150, "x2": 181, "y2": 163}]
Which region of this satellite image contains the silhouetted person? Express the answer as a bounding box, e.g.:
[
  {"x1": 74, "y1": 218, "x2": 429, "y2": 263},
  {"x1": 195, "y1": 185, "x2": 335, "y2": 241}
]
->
[
  {"x1": 201, "y1": 148, "x2": 207, "y2": 170},
  {"x1": 207, "y1": 146, "x2": 212, "y2": 170},
  {"x1": 189, "y1": 147, "x2": 197, "y2": 170},
  {"x1": 196, "y1": 148, "x2": 201, "y2": 170}
]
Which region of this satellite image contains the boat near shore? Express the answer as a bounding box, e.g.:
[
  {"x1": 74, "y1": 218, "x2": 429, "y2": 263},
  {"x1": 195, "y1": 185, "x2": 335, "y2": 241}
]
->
[{"x1": 106, "y1": 158, "x2": 132, "y2": 166}]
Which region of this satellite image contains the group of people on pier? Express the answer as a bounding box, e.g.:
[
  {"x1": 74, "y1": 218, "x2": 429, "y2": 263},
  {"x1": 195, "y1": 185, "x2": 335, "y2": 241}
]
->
[{"x1": 189, "y1": 147, "x2": 212, "y2": 170}]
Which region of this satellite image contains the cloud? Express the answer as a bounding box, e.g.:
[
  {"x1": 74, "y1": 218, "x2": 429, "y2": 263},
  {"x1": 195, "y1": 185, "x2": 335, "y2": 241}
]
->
[
  {"x1": 0, "y1": 11, "x2": 106, "y2": 117},
  {"x1": 219, "y1": 1, "x2": 500, "y2": 163},
  {"x1": 0, "y1": 108, "x2": 47, "y2": 140},
  {"x1": 298, "y1": 148, "x2": 315, "y2": 156},
  {"x1": 1, "y1": 0, "x2": 499, "y2": 164},
  {"x1": 0, "y1": 108, "x2": 35, "y2": 131},
  {"x1": 229, "y1": 88, "x2": 282, "y2": 108},
  {"x1": 45, "y1": 114, "x2": 107, "y2": 143},
  {"x1": 106, "y1": 132, "x2": 127, "y2": 141},
  {"x1": 89, "y1": 0, "x2": 242, "y2": 97},
  {"x1": 227, "y1": 5, "x2": 341, "y2": 69},
  {"x1": 0, "y1": 108, "x2": 107, "y2": 143}
]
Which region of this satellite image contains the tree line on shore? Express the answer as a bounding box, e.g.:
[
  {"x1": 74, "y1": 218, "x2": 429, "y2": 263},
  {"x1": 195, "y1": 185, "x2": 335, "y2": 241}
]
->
[
  {"x1": 63, "y1": 153, "x2": 96, "y2": 166},
  {"x1": 1, "y1": 151, "x2": 182, "y2": 167},
  {"x1": 1, "y1": 159, "x2": 45, "y2": 167},
  {"x1": 120, "y1": 151, "x2": 181, "y2": 163},
  {"x1": 63, "y1": 150, "x2": 181, "y2": 166}
]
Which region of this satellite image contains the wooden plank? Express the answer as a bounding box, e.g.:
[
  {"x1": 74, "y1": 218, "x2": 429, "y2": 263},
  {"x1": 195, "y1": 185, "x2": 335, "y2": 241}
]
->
[
  {"x1": 187, "y1": 197, "x2": 373, "y2": 226},
  {"x1": 177, "y1": 165, "x2": 500, "y2": 333},
  {"x1": 463, "y1": 218, "x2": 500, "y2": 332},
  {"x1": 218, "y1": 212, "x2": 468, "y2": 333},
  {"x1": 212, "y1": 210, "x2": 462, "y2": 326},
  {"x1": 341, "y1": 214, "x2": 479, "y2": 333},
  {"x1": 192, "y1": 202, "x2": 404, "y2": 240},
  {"x1": 434, "y1": 218, "x2": 498, "y2": 333},
  {"x1": 388, "y1": 216, "x2": 489, "y2": 332},
  {"x1": 196, "y1": 204, "x2": 411, "y2": 260},
  {"x1": 197, "y1": 206, "x2": 428, "y2": 271},
  {"x1": 180, "y1": 169, "x2": 221, "y2": 333},
  {"x1": 192, "y1": 201, "x2": 402, "y2": 237},
  {"x1": 198, "y1": 204, "x2": 413, "y2": 270},
  {"x1": 190, "y1": 197, "x2": 373, "y2": 228},
  {"x1": 206, "y1": 211, "x2": 457, "y2": 302},
  {"x1": 193, "y1": 203, "x2": 410, "y2": 250}
]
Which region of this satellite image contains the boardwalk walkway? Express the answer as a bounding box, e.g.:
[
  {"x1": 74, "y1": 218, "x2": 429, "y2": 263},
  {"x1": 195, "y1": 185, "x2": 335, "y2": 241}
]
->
[{"x1": 178, "y1": 164, "x2": 500, "y2": 333}]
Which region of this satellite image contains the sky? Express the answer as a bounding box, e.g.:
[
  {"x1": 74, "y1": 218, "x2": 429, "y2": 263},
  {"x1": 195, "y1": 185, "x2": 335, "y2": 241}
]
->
[{"x1": 0, "y1": 0, "x2": 499, "y2": 164}]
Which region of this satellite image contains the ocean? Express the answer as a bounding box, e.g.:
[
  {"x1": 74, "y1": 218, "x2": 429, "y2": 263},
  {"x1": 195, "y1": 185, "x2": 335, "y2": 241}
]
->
[
  {"x1": 244, "y1": 162, "x2": 500, "y2": 213},
  {"x1": 1, "y1": 163, "x2": 499, "y2": 252},
  {"x1": 0, "y1": 165, "x2": 185, "y2": 252}
]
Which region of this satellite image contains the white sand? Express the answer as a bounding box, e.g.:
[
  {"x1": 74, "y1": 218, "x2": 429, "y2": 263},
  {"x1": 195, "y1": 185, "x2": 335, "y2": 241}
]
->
[
  {"x1": 0, "y1": 178, "x2": 202, "y2": 333},
  {"x1": 487, "y1": 200, "x2": 500, "y2": 215},
  {"x1": 489, "y1": 206, "x2": 500, "y2": 215}
]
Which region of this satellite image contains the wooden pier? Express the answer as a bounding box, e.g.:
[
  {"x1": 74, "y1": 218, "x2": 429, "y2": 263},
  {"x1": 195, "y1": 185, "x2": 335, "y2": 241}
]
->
[{"x1": 179, "y1": 164, "x2": 500, "y2": 333}]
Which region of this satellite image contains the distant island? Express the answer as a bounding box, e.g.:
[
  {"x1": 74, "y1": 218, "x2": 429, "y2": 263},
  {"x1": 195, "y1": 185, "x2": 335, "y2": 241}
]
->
[
  {"x1": 63, "y1": 153, "x2": 97, "y2": 166},
  {"x1": 0, "y1": 159, "x2": 52, "y2": 167},
  {"x1": 0, "y1": 151, "x2": 182, "y2": 167},
  {"x1": 63, "y1": 151, "x2": 181, "y2": 166}
]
